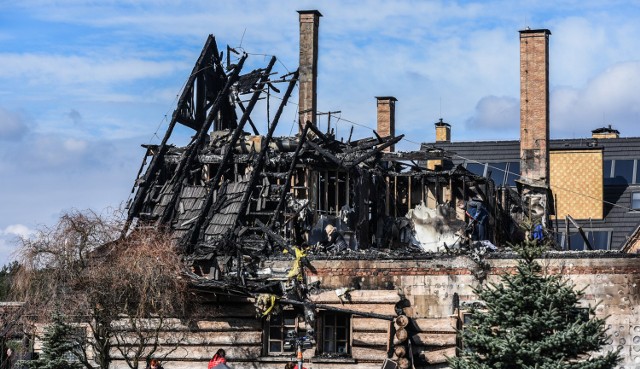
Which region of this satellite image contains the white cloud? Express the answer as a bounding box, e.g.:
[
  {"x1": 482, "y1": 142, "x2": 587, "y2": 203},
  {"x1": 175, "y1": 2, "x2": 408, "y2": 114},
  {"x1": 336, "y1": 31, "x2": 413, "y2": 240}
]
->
[
  {"x1": 551, "y1": 61, "x2": 640, "y2": 137},
  {"x1": 0, "y1": 53, "x2": 183, "y2": 87},
  {"x1": 0, "y1": 224, "x2": 32, "y2": 263},
  {"x1": 3, "y1": 224, "x2": 33, "y2": 238},
  {"x1": 64, "y1": 138, "x2": 89, "y2": 152},
  {"x1": 466, "y1": 95, "x2": 519, "y2": 130}
]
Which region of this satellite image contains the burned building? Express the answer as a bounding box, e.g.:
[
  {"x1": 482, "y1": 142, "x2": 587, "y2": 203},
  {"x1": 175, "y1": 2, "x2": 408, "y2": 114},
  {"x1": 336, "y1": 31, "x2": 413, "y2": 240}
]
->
[
  {"x1": 117, "y1": 9, "x2": 514, "y2": 369},
  {"x1": 109, "y1": 11, "x2": 640, "y2": 369},
  {"x1": 124, "y1": 15, "x2": 502, "y2": 263}
]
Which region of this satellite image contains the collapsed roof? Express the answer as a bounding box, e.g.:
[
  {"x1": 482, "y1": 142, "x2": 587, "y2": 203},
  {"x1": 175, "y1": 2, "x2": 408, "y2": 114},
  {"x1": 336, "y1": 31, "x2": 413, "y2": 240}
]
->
[{"x1": 124, "y1": 36, "x2": 505, "y2": 285}]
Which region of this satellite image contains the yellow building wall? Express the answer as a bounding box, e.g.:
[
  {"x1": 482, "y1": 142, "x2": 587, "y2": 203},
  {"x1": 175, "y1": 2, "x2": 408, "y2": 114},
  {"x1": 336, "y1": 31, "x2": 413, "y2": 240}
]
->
[{"x1": 549, "y1": 149, "x2": 603, "y2": 220}]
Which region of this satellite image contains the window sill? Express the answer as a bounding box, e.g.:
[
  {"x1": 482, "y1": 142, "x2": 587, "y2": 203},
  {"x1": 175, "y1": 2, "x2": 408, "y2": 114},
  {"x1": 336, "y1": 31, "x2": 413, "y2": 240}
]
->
[
  {"x1": 311, "y1": 357, "x2": 356, "y2": 363},
  {"x1": 255, "y1": 357, "x2": 297, "y2": 362},
  {"x1": 255, "y1": 356, "x2": 356, "y2": 364}
]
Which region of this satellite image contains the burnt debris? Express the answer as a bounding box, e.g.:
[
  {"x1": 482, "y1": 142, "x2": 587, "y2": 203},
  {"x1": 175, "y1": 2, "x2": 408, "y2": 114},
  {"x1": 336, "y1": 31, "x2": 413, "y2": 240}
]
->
[{"x1": 124, "y1": 36, "x2": 517, "y2": 306}]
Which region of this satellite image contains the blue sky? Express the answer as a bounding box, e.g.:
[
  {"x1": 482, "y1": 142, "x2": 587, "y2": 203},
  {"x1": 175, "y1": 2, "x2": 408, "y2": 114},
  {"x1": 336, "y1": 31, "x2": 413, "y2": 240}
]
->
[{"x1": 2, "y1": 0, "x2": 640, "y2": 262}]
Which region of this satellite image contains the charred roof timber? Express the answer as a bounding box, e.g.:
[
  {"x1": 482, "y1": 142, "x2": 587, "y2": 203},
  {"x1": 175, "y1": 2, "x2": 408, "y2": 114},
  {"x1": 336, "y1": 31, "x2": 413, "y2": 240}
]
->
[{"x1": 124, "y1": 11, "x2": 524, "y2": 308}]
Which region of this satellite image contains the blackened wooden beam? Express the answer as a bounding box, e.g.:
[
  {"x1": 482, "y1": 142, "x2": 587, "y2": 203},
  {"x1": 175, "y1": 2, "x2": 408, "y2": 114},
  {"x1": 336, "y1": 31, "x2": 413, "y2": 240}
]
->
[
  {"x1": 566, "y1": 214, "x2": 593, "y2": 250},
  {"x1": 255, "y1": 219, "x2": 292, "y2": 254},
  {"x1": 306, "y1": 140, "x2": 342, "y2": 165},
  {"x1": 235, "y1": 70, "x2": 300, "y2": 225},
  {"x1": 347, "y1": 134, "x2": 404, "y2": 169},
  {"x1": 186, "y1": 56, "x2": 277, "y2": 246},
  {"x1": 159, "y1": 53, "x2": 249, "y2": 226},
  {"x1": 268, "y1": 122, "x2": 311, "y2": 228},
  {"x1": 125, "y1": 35, "x2": 219, "y2": 234},
  {"x1": 307, "y1": 121, "x2": 333, "y2": 145},
  {"x1": 280, "y1": 298, "x2": 395, "y2": 321},
  {"x1": 236, "y1": 98, "x2": 260, "y2": 135}
]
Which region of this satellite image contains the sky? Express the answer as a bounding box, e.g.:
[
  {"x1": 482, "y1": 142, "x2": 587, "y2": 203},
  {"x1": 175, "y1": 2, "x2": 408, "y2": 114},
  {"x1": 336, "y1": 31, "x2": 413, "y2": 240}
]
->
[{"x1": 2, "y1": 0, "x2": 640, "y2": 263}]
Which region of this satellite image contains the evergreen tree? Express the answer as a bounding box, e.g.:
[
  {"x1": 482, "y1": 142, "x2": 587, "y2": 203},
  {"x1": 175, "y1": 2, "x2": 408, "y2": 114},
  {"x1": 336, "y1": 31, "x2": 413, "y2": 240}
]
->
[
  {"x1": 0, "y1": 261, "x2": 18, "y2": 301},
  {"x1": 24, "y1": 313, "x2": 82, "y2": 369},
  {"x1": 449, "y1": 238, "x2": 620, "y2": 369}
]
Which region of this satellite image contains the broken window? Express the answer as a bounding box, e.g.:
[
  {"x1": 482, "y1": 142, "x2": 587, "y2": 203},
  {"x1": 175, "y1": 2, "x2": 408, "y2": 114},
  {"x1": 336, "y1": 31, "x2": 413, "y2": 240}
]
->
[
  {"x1": 319, "y1": 312, "x2": 350, "y2": 355},
  {"x1": 266, "y1": 310, "x2": 300, "y2": 355}
]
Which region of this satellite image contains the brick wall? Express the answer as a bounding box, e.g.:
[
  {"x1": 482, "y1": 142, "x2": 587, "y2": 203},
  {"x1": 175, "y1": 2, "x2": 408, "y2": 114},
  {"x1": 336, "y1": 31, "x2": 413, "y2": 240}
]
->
[
  {"x1": 549, "y1": 148, "x2": 603, "y2": 219},
  {"x1": 435, "y1": 125, "x2": 450, "y2": 143},
  {"x1": 94, "y1": 254, "x2": 640, "y2": 369}
]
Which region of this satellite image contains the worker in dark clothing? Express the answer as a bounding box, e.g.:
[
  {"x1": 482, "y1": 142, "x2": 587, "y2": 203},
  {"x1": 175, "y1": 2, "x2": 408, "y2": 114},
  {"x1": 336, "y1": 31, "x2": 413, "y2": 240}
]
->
[
  {"x1": 466, "y1": 197, "x2": 488, "y2": 241},
  {"x1": 325, "y1": 224, "x2": 348, "y2": 252}
]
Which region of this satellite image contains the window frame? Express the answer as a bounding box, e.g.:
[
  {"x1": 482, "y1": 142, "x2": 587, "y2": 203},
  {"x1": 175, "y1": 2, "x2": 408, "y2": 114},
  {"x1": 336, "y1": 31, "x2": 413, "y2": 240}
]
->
[
  {"x1": 632, "y1": 192, "x2": 640, "y2": 210},
  {"x1": 265, "y1": 310, "x2": 301, "y2": 356},
  {"x1": 464, "y1": 161, "x2": 520, "y2": 188},
  {"x1": 318, "y1": 311, "x2": 351, "y2": 356},
  {"x1": 556, "y1": 229, "x2": 612, "y2": 250},
  {"x1": 604, "y1": 159, "x2": 639, "y2": 184}
]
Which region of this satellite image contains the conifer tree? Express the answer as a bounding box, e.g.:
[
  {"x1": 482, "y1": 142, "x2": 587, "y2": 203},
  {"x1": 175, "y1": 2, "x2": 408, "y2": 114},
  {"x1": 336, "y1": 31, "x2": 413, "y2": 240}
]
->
[
  {"x1": 24, "y1": 312, "x2": 82, "y2": 369},
  {"x1": 449, "y1": 238, "x2": 620, "y2": 369}
]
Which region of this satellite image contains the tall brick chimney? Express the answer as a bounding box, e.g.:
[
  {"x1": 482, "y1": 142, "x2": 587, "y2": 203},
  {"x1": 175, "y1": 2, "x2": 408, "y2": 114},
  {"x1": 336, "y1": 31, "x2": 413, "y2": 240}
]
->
[
  {"x1": 434, "y1": 118, "x2": 451, "y2": 143},
  {"x1": 298, "y1": 10, "x2": 322, "y2": 132},
  {"x1": 376, "y1": 96, "x2": 397, "y2": 152},
  {"x1": 519, "y1": 29, "x2": 551, "y2": 185}
]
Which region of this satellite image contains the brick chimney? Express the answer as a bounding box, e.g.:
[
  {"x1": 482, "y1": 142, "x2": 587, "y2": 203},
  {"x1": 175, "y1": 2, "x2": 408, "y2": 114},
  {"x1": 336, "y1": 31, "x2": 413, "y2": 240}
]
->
[
  {"x1": 376, "y1": 96, "x2": 397, "y2": 152},
  {"x1": 298, "y1": 10, "x2": 322, "y2": 132},
  {"x1": 592, "y1": 125, "x2": 620, "y2": 139},
  {"x1": 519, "y1": 29, "x2": 551, "y2": 185},
  {"x1": 434, "y1": 118, "x2": 451, "y2": 143}
]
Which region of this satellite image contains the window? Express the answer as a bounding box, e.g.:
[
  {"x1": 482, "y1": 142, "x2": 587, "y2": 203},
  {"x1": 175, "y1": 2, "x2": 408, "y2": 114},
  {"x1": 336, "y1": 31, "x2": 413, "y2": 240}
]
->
[
  {"x1": 267, "y1": 311, "x2": 299, "y2": 354},
  {"x1": 465, "y1": 162, "x2": 519, "y2": 187},
  {"x1": 604, "y1": 159, "x2": 638, "y2": 185},
  {"x1": 604, "y1": 160, "x2": 613, "y2": 178},
  {"x1": 459, "y1": 311, "x2": 478, "y2": 352},
  {"x1": 320, "y1": 312, "x2": 350, "y2": 355},
  {"x1": 613, "y1": 159, "x2": 634, "y2": 183},
  {"x1": 568, "y1": 232, "x2": 585, "y2": 251},
  {"x1": 465, "y1": 162, "x2": 485, "y2": 177},
  {"x1": 556, "y1": 230, "x2": 611, "y2": 250},
  {"x1": 488, "y1": 162, "x2": 508, "y2": 187},
  {"x1": 588, "y1": 231, "x2": 610, "y2": 250},
  {"x1": 505, "y1": 161, "x2": 520, "y2": 187},
  {"x1": 633, "y1": 193, "x2": 640, "y2": 210}
]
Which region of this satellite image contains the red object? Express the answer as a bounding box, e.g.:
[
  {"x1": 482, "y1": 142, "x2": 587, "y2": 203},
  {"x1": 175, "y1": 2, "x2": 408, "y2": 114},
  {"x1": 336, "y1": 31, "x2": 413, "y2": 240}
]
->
[{"x1": 207, "y1": 355, "x2": 226, "y2": 369}]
